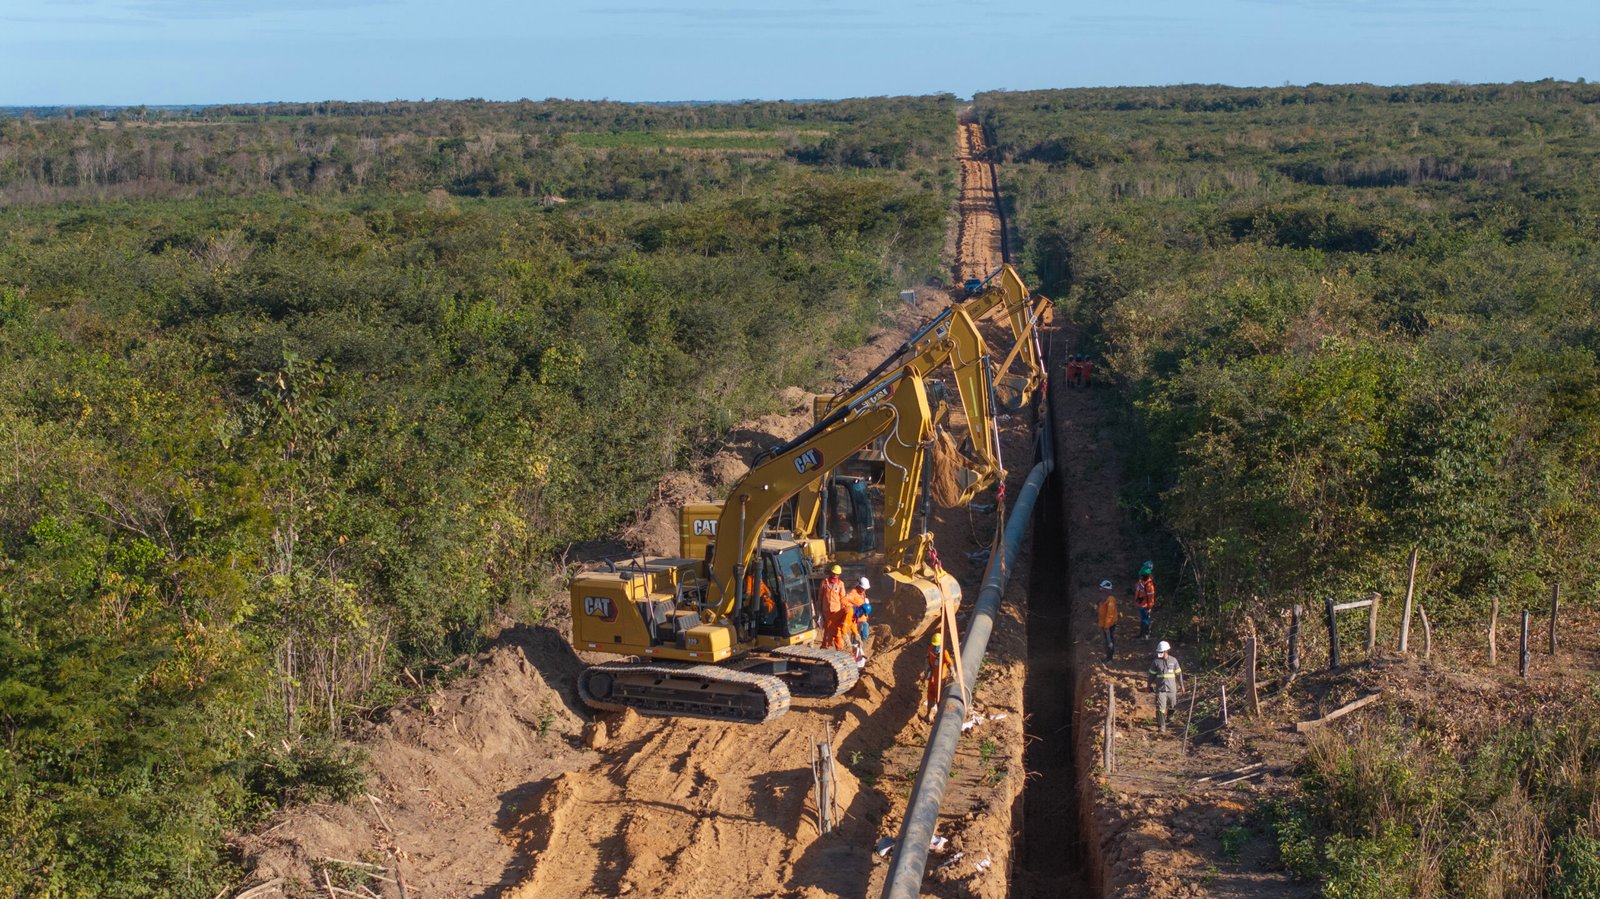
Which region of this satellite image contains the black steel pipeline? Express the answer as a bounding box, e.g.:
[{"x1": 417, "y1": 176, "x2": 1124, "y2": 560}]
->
[{"x1": 881, "y1": 450, "x2": 1054, "y2": 899}]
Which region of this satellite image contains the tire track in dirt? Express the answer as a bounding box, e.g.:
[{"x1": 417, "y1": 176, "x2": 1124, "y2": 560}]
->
[{"x1": 955, "y1": 119, "x2": 1004, "y2": 283}]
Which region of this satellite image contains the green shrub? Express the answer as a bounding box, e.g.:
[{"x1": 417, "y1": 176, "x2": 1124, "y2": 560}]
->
[
  {"x1": 243, "y1": 737, "x2": 369, "y2": 808},
  {"x1": 1322, "y1": 821, "x2": 1417, "y2": 899},
  {"x1": 1552, "y1": 833, "x2": 1600, "y2": 899}
]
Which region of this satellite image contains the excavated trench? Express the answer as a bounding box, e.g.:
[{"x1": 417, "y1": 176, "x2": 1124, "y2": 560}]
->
[{"x1": 1011, "y1": 373, "x2": 1094, "y2": 899}]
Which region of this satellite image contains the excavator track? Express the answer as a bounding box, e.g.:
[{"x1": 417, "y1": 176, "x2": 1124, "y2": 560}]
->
[
  {"x1": 768, "y1": 645, "x2": 860, "y2": 698},
  {"x1": 578, "y1": 661, "x2": 791, "y2": 724}
]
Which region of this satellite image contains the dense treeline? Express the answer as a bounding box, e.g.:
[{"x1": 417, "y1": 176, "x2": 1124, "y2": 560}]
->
[
  {"x1": 0, "y1": 96, "x2": 953, "y2": 896},
  {"x1": 0, "y1": 95, "x2": 956, "y2": 203},
  {"x1": 980, "y1": 82, "x2": 1600, "y2": 894}
]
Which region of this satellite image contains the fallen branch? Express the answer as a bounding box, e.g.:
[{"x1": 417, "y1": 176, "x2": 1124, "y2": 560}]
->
[
  {"x1": 365, "y1": 793, "x2": 394, "y2": 834},
  {"x1": 1296, "y1": 693, "x2": 1381, "y2": 733},
  {"x1": 320, "y1": 857, "x2": 386, "y2": 872},
  {"x1": 234, "y1": 879, "x2": 284, "y2": 899},
  {"x1": 1196, "y1": 761, "x2": 1264, "y2": 784}
]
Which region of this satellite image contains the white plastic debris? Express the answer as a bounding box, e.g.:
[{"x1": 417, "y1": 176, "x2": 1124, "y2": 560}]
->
[
  {"x1": 875, "y1": 836, "x2": 895, "y2": 857},
  {"x1": 961, "y1": 716, "x2": 982, "y2": 732},
  {"x1": 988, "y1": 713, "x2": 1008, "y2": 722},
  {"x1": 929, "y1": 835, "x2": 949, "y2": 852},
  {"x1": 936, "y1": 851, "x2": 966, "y2": 870},
  {"x1": 974, "y1": 854, "x2": 993, "y2": 873}
]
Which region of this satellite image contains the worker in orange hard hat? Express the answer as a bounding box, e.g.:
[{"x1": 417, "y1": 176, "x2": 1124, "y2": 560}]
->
[
  {"x1": 921, "y1": 630, "x2": 956, "y2": 720},
  {"x1": 819, "y1": 564, "x2": 850, "y2": 651},
  {"x1": 1097, "y1": 579, "x2": 1119, "y2": 662}
]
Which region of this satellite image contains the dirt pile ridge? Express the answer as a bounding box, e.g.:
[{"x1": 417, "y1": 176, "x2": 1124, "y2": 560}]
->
[{"x1": 237, "y1": 625, "x2": 599, "y2": 895}]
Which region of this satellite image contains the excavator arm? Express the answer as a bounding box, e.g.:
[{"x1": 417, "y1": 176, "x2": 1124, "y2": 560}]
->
[{"x1": 707, "y1": 372, "x2": 934, "y2": 623}]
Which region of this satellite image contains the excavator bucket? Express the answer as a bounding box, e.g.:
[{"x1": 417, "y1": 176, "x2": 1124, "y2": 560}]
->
[{"x1": 875, "y1": 567, "x2": 962, "y2": 647}]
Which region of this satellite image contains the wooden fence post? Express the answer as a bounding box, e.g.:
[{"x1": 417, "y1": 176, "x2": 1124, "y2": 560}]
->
[
  {"x1": 1103, "y1": 683, "x2": 1116, "y2": 774},
  {"x1": 1325, "y1": 597, "x2": 1340, "y2": 670},
  {"x1": 1419, "y1": 605, "x2": 1433, "y2": 660},
  {"x1": 1221, "y1": 684, "x2": 1229, "y2": 729},
  {"x1": 1520, "y1": 609, "x2": 1531, "y2": 678},
  {"x1": 1245, "y1": 635, "x2": 1260, "y2": 716},
  {"x1": 1287, "y1": 604, "x2": 1302, "y2": 681},
  {"x1": 1182, "y1": 687, "x2": 1198, "y2": 756},
  {"x1": 1488, "y1": 598, "x2": 1499, "y2": 666},
  {"x1": 1399, "y1": 547, "x2": 1419, "y2": 653},
  {"x1": 1549, "y1": 582, "x2": 1560, "y2": 655},
  {"x1": 1366, "y1": 592, "x2": 1380, "y2": 658}
]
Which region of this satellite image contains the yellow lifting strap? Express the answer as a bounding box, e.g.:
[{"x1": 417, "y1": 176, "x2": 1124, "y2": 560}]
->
[{"x1": 940, "y1": 598, "x2": 971, "y2": 710}]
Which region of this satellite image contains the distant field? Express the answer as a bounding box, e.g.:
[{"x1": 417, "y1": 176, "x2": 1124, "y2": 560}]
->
[{"x1": 565, "y1": 128, "x2": 832, "y2": 150}]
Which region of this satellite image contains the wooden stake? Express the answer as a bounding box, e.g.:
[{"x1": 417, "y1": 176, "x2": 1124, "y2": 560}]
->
[
  {"x1": 1244, "y1": 635, "x2": 1260, "y2": 717},
  {"x1": 1488, "y1": 598, "x2": 1499, "y2": 666},
  {"x1": 1325, "y1": 597, "x2": 1341, "y2": 670},
  {"x1": 1549, "y1": 581, "x2": 1560, "y2": 655},
  {"x1": 1287, "y1": 604, "x2": 1302, "y2": 681},
  {"x1": 1366, "y1": 592, "x2": 1380, "y2": 658},
  {"x1": 1520, "y1": 609, "x2": 1531, "y2": 678},
  {"x1": 1103, "y1": 682, "x2": 1115, "y2": 774},
  {"x1": 1399, "y1": 547, "x2": 1418, "y2": 652},
  {"x1": 1419, "y1": 605, "x2": 1433, "y2": 660},
  {"x1": 1182, "y1": 686, "x2": 1198, "y2": 756},
  {"x1": 1221, "y1": 684, "x2": 1229, "y2": 728}
]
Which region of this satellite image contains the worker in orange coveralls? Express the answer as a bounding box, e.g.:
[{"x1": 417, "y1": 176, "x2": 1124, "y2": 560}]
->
[
  {"x1": 819, "y1": 564, "x2": 849, "y2": 650},
  {"x1": 1134, "y1": 561, "x2": 1156, "y2": 639},
  {"x1": 1066, "y1": 355, "x2": 1083, "y2": 387},
  {"x1": 921, "y1": 630, "x2": 957, "y2": 720},
  {"x1": 845, "y1": 576, "x2": 872, "y2": 662},
  {"x1": 1080, "y1": 354, "x2": 1095, "y2": 387}
]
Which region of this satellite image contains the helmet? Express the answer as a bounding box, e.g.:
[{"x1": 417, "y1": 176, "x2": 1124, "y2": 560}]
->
[
  {"x1": 931, "y1": 632, "x2": 942, "y2": 646},
  {"x1": 829, "y1": 564, "x2": 842, "y2": 575},
  {"x1": 1099, "y1": 579, "x2": 1113, "y2": 590},
  {"x1": 1139, "y1": 561, "x2": 1153, "y2": 576},
  {"x1": 858, "y1": 577, "x2": 871, "y2": 589},
  {"x1": 1156, "y1": 641, "x2": 1171, "y2": 654}
]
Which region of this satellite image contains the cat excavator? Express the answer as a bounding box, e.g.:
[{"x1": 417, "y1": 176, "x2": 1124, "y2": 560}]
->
[
  {"x1": 570, "y1": 370, "x2": 941, "y2": 724},
  {"x1": 568, "y1": 267, "x2": 1051, "y2": 723},
  {"x1": 787, "y1": 264, "x2": 1054, "y2": 637}
]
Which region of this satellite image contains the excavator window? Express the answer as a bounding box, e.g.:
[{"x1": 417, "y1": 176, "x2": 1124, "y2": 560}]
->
[
  {"x1": 828, "y1": 478, "x2": 880, "y2": 555},
  {"x1": 756, "y1": 546, "x2": 816, "y2": 638}
]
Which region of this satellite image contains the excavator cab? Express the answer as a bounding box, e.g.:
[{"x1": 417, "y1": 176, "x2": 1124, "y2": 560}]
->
[
  {"x1": 753, "y1": 543, "x2": 818, "y2": 641},
  {"x1": 825, "y1": 476, "x2": 880, "y2": 557}
]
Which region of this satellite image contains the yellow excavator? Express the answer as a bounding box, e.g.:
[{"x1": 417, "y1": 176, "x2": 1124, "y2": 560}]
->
[
  {"x1": 570, "y1": 370, "x2": 940, "y2": 723},
  {"x1": 569, "y1": 267, "x2": 1050, "y2": 723},
  {"x1": 788, "y1": 265, "x2": 1054, "y2": 636}
]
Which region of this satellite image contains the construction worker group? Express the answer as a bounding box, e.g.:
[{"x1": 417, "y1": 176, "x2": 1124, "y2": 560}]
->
[
  {"x1": 1099, "y1": 560, "x2": 1184, "y2": 734},
  {"x1": 819, "y1": 564, "x2": 870, "y2": 667}
]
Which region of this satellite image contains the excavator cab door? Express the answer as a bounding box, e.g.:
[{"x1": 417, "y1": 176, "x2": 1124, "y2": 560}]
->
[
  {"x1": 826, "y1": 477, "x2": 880, "y2": 556},
  {"x1": 755, "y1": 545, "x2": 818, "y2": 639}
]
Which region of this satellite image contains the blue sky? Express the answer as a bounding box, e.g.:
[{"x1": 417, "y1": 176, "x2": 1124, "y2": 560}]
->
[{"x1": 1, "y1": 0, "x2": 1595, "y2": 105}]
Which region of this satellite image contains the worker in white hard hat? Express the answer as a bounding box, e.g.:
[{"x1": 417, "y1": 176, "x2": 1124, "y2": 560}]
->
[
  {"x1": 1147, "y1": 641, "x2": 1185, "y2": 735},
  {"x1": 1096, "y1": 579, "x2": 1118, "y2": 662},
  {"x1": 845, "y1": 576, "x2": 872, "y2": 663}
]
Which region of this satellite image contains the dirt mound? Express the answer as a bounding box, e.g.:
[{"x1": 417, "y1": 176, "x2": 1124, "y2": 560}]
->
[
  {"x1": 237, "y1": 625, "x2": 597, "y2": 897},
  {"x1": 623, "y1": 470, "x2": 714, "y2": 557}
]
